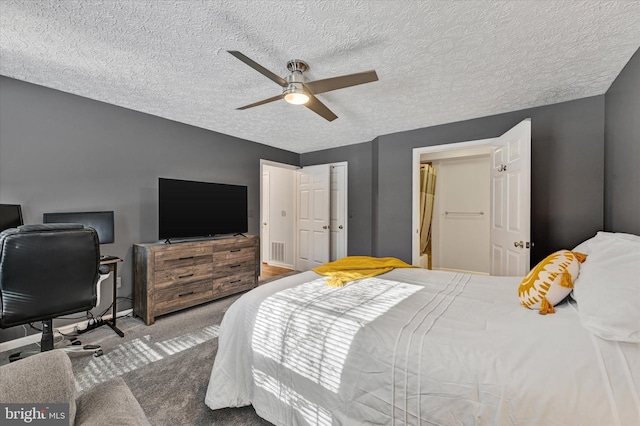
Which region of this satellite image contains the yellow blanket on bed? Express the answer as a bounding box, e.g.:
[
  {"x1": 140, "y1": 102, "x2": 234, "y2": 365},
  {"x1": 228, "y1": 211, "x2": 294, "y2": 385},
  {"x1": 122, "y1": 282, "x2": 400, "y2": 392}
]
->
[{"x1": 312, "y1": 256, "x2": 417, "y2": 287}]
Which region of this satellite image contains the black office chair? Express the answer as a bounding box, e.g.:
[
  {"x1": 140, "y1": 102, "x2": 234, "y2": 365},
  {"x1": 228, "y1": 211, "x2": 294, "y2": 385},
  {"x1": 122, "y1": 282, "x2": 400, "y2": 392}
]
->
[{"x1": 0, "y1": 224, "x2": 103, "y2": 361}]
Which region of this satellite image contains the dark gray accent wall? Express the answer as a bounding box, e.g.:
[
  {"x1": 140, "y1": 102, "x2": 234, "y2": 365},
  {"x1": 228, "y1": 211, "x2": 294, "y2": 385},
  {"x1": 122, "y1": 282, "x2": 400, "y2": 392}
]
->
[
  {"x1": 0, "y1": 76, "x2": 298, "y2": 342},
  {"x1": 604, "y1": 47, "x2": 640, "y2": 234},
  {"x1": 300, "y1": 140, "x2": 375, "y2": 256}
]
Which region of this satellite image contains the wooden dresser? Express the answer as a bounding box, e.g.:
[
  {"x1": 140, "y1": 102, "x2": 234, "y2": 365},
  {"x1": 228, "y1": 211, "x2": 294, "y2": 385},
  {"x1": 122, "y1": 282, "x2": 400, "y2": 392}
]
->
[{"x1": 133, "y1": 235, "x2": 259, "y2": 325}]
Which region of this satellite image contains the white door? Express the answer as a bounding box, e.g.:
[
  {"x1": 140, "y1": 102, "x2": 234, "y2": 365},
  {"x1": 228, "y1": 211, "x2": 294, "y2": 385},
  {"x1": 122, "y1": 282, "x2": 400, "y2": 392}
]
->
[
  {"x1": 330, "y1": 163, "x2": 348, "y2": 261},
  {"x1": 296, "y1": 165, "x2": 330, "y2": 270},
  {"x1": 490, "y1": 119, "x2": 531, "y2": 276},
  {"x1": 262, "y1": 171, "x2": 270, "y2": 263}
]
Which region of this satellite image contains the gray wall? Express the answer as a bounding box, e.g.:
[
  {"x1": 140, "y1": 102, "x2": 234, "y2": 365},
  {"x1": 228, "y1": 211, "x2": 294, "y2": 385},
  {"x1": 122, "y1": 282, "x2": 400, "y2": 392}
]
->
[
  {"x1": 604, "y1": 47, "x2": 640, "y2": 234},
  {"x1": 0, "y1": 76, "x2": 298, "y2": 342},
  {"x1": 300, "y1": 140, "x2": 375, "y2": 256},
  {"x1": 304, "y1": 97, "x2": 606, "y2": 265}
]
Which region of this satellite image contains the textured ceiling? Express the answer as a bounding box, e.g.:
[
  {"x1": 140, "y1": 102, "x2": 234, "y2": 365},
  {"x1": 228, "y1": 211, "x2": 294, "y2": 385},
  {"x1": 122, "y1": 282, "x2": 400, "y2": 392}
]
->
[{"x1": 1, "y1": 1, "x2": 639, "y2": 153}]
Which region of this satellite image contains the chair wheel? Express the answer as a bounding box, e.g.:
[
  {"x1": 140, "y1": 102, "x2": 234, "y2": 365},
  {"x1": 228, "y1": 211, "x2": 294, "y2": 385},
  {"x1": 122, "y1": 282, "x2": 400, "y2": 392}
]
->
[
  {"x1": 93, "y1": 349, "x2": 104, "y2": 357},
  {"x1": 72, "y1": 340, "x2": 82, "y2": 345}
]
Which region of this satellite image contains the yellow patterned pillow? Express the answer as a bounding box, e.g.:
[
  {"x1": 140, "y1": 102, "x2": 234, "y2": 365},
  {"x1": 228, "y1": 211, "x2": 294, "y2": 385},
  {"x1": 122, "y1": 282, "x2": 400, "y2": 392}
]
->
[{"x1": 518, "y1": 250, "x2": 587, "y2": 314}]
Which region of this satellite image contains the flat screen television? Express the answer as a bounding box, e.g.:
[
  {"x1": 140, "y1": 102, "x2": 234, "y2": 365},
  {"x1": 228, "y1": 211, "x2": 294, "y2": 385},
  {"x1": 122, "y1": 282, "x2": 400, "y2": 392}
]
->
[
  {"x1": 43, "y1": 211, "x2": 115, "y2": 244},
  {"x1": 159, "y1": 177, "x2": 248, "y2": 241},
  {"x1": 0, "y1": 204, "x2": 24, "y2": 232}
]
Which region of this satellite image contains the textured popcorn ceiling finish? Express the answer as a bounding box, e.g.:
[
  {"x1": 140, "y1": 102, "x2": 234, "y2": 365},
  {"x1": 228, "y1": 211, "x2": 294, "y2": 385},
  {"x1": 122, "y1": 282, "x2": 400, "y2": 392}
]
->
[{"x1": 1, "y1": 1, "x2": 639, "y2": 153}]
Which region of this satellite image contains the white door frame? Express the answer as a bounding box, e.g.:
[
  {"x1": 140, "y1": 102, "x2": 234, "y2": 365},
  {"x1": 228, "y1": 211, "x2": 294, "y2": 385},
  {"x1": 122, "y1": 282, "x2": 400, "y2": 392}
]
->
[
  {"x1": 260, "y1": 160, "x2": 349, "y2": 276},
  {"x1": 330, "y1": 161, "x2": 348, "y2": 261},
  {"x1": 259, "y1": 159, "x2": 299, "y2": 278},
  {"x1": 411, "y1": 138, "x2": 495, "y2": 266},
  {"x1": 262, "y1": 170, "x2": 270, "y2": 265}
]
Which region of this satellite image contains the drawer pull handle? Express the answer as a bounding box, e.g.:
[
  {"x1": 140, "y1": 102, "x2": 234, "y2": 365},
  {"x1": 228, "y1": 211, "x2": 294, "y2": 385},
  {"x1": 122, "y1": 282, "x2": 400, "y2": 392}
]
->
[
  {"x1": 229, "y1": 279, "x2": 241, "y2": 284},
  {"x1": 178, "y1": 256, "x2": 194, "y2": 260},
  {"x1": 178, "y1": 291, "x2": 195, "y2": 297},
  {"x1": 230, "y1": 249, "x2": 241, "y2": 252},
  {"x1": 230, "y1": 264, "x2": 242, "y2": 268},
  {"x1": 178, "y1": 273, "x2": 194, "y2": 279}
]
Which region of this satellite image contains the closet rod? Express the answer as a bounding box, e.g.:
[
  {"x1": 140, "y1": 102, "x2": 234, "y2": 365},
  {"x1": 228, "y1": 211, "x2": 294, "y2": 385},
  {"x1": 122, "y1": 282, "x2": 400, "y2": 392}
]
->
[{"x1": 445, "y1": 211, "x2": 484, "y2": 216}]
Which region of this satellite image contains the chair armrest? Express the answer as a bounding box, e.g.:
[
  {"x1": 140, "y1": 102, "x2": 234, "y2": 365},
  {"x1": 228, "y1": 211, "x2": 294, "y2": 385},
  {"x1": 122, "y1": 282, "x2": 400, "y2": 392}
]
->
[
  {"x1": 0, "y1": 350, "x2": 77, "y2": 421},
  {"x1": 76, "y1": 377, "x2": 150, "y2": 425}
]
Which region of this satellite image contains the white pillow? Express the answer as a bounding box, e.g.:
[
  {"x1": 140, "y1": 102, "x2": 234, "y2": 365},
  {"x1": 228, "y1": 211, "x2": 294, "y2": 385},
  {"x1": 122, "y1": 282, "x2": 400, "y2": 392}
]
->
[
  {"x1": 571, "y1": 232, "x2": 640, "y2": 342},
  {"x1": 573, "y1": 231, "x2": 640, "y2": 254}
]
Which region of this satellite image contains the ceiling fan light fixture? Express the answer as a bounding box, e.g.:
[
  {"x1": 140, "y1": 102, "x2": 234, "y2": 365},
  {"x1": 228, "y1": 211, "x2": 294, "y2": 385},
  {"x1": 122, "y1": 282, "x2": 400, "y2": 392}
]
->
[
  {"x1": 284, "y1": 92, "x2": 309, "y2": 105},
  {"x1": 228, "y1": 51, "x2": 376, "y2": 121},
  {"x1": 283, "y1": 83, "x2": 309, "y2": 105}
]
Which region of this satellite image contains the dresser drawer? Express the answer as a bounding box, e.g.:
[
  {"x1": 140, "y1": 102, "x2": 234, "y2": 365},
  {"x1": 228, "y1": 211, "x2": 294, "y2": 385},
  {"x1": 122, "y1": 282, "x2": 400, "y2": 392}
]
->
[
  {"x1": 212, "y1": 246, "x2": 256, "y2": 262},
  {"x1": 154, "y1": 263, "x2": 213, "y2": 289},
  {"x1": 212, "y1": 271, "x2": 256, "y2": 296},
  {"x1": 213, "y1": 254, "x2": 256, "y2": 277},
  {"x1": 211, "y1": 237, "x2": 256, "y2": 252},
  {"x1": 154, "y1": 246, "x2": 212, "y2": 271},
  {"x1": 154, "y1": 280, "x2": 213, "y2": 316}
]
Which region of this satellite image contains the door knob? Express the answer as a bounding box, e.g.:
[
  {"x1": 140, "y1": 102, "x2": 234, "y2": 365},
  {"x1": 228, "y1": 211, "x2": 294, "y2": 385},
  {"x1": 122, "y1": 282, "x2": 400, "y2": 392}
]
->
[
  {"x1": 339, "y1": 225, "x2": 343, "y2": 229},
  {"x1": 263, "y1": 222, "x2": 267, "y2": 226},
  {"x1": 322, "y1": 225, "x2": 328, "y2": 229},
  {"x1": 514, "y1": 241, "x2": 524, "y2": 248}
]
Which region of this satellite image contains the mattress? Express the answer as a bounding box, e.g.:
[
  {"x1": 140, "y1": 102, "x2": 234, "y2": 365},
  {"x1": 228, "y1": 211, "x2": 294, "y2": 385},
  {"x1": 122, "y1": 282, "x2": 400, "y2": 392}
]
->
[{"x1": 205, "y1": 268, "x2": 640, "y2": 425}]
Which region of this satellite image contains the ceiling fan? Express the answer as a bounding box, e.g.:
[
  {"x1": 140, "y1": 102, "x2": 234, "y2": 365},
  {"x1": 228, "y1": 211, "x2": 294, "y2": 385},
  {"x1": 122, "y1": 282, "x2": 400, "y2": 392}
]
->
[{"x1": 228, "y1": 50, "x2": 379, "y2": 122}]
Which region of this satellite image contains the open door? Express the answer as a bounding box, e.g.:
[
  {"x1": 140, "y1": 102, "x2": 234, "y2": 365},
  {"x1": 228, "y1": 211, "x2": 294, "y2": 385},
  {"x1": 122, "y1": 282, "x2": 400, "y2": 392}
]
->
[
  {"x1": 490, "y1": 119, "x2": 531, "y2": 276},
  {"x1": 296, "y1": 164, "x2": 330, "y2": 270}
]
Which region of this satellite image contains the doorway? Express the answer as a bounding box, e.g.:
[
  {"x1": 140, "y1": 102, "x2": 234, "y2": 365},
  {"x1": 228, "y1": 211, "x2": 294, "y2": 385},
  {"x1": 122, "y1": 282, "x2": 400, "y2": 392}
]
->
[
  {"x1": 260, "y1": 160, "x2": 298, "y2": 279},
  {"x1": 428, "y1": 147, "x2": 492, "y2": 274},
  {"x1": 260, "y1": 160, "x2": 348, "y2": 277},
  {"x1": 411, "y1": 119, "x2": 532, "y2": 276}
]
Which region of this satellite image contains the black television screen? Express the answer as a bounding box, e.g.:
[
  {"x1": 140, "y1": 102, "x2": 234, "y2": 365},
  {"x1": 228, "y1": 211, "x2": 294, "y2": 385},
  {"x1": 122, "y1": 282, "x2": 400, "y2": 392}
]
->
[
  {"x1": 159, "y1": 178, "x2": 248, "y2": 240},
  {"x1": 43, "y1": 211, "x2": 115, "y2": 244},
  {"x1": 0, "y1": 204, "x2": 24, "y2": 232}
]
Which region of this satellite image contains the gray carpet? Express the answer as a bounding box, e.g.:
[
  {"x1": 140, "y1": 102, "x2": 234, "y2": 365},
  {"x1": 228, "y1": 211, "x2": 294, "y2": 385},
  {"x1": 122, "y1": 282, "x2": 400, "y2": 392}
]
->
[{"x1": 0, "y1": 275, "x2": 299, "y2": 425}]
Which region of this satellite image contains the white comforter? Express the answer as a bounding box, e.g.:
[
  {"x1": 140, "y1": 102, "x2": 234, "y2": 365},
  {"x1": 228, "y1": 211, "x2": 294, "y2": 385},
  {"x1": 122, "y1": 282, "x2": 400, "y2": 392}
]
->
[{"x1": 206, "y1": 269, "x2": 640, "y2": 425}]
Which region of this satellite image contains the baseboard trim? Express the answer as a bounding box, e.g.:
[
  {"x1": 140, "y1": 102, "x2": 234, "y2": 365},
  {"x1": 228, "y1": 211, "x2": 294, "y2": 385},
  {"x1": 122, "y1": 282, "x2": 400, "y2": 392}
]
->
[
  {"x1": 265, "y1": 261, "x2": 295, "y2": 270},
  {"x1": 0, "y1": 309, "x2": 133, "y2": 353},
  {"x1": 433, "y1": 267, "x2": 489, "y2": 276}
]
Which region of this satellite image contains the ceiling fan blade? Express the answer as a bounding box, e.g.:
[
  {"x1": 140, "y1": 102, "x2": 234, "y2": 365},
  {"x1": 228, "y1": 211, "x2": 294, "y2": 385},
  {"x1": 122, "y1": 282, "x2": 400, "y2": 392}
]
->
[
  {"x1": 237, "y1": 94, "x2": 283, "y2": 110},
  {"x1": 304, "y1": 94, "x2": 338, "y2": 122},
  {"x1": 227, "y1": 51, "x2": 288, "y2": 87},
  {"x1": 304, "y1": 70, "x2": 378, "y2": 95}
]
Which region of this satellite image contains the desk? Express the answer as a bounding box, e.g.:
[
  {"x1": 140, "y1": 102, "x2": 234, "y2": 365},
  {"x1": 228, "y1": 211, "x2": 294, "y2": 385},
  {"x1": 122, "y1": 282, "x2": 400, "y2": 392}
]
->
[{"x1": 100, "y1": 257, "x2": 124, "y2": 337}]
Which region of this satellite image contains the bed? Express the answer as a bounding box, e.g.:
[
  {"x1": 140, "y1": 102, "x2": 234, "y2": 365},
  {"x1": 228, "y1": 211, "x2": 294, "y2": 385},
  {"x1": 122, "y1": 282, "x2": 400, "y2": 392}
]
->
[{"x1": 205, "y1": 232, "x2": 640, "y2": 425}]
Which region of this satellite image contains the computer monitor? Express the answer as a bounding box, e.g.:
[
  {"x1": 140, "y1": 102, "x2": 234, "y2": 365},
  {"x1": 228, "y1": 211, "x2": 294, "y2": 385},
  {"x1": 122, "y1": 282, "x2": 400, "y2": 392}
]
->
[
  {"x1": 0, "y1": 204, "x2": 24, "y2": 232},
  {"x1": 43, "y1": 211, "x2": 115, "y2": 244}
]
